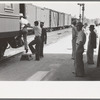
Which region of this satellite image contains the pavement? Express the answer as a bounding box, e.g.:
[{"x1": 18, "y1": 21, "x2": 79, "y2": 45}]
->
[{"x1": 1, "y1": 28, "x2": 100, "y2": 81}]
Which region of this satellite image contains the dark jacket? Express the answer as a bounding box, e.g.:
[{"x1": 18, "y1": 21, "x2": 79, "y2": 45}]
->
[
  {"x1": 41, "y1": 28, "x2": 47, "y2": 44},
  {"x1": 90, "y1": 31, "x2": 96, "y2": 48}
]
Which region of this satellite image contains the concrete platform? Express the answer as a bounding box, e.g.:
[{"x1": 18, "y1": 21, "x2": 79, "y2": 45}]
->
[{"x1": 0, "y1": 28, "x2": 99, "y2": 81}]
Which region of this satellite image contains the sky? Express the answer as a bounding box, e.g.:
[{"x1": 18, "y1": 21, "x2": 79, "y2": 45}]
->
[{"x1": 32, "y1": 1, "x2": 100, "y2": 19}]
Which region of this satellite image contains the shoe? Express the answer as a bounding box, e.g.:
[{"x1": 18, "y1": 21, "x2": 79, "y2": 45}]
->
[
  {"x1": 25, "y1": 49, "x2": 28, "y2": 53},
  {"x1": 35, "y1": 59, "x2": 40, "y2": 61},
  {"x1": 40, "y1": 55, "x2": 44, "y2": 58},
  {"x1": 87, "y1": 62, "x2": 94, "y2": 64}
]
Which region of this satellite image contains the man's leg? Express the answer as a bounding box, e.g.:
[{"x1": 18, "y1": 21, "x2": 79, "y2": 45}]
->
[
  {"x1": 35, "y1": 37, "x2": 41, "y2": 60},
  {"x1": 40, "y1": 41, "x2": 44, "y2": 57},
  {"x1": 29, "y1": 39, "x2": 36, "y2": 54}
]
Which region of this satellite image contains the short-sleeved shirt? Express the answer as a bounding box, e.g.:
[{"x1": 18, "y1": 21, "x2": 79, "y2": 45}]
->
[
  {"x1": 76, "y1": 30, "x2": 86, "y2": 45},
  {"x1": 20, "y1": 17, "x2": 29, "y2": 30},
  {"x1": 72, "y1": 25, "x2": 77, "y2": 41},
  {"x1": 33, "y1": 26, "x2": 41, "y2": 37}
]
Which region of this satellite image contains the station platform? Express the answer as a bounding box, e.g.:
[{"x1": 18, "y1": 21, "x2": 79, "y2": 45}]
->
[{"x1": 0, "y1": 28, "x2": 100, "y2": 81}]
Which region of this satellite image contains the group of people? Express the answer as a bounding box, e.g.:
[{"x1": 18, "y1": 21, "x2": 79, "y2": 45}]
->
[
  {"x1": 20, "y1": 13, "x2": 98, "y2": 76},
  {"x1": 20, "y1": 14, "x2": 47, "y2": 61},
  {"x1": 71, "y1": 21, "x2": 97, "y2": 77}
]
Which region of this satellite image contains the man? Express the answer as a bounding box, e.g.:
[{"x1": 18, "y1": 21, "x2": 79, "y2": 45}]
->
[
  {"x1": 29, "y1": 21, "x2": 41, "y2": 61},
  {"x1": 75, "y1": 22, "x2": 86, "y2": 77},
  {"x1": 97, "y1": 40, "x2": 100, "y2": 67},
  {"x1": 20, "y1": 13, "x2": 30, "y2": 53},
  {"x1": 87, "y1": 25, "x2": 97, "y2": 64},
  {"x1": 71, "y1": 20, "x2": 77, "y2": 60},
  {"x1": 40, "y1": 22, "x2": 47, "y2": 57}
]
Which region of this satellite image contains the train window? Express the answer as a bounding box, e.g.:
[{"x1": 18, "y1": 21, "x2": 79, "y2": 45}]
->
[{"x1": 4, "y1": 4, "x2": 13, "y2": 12}]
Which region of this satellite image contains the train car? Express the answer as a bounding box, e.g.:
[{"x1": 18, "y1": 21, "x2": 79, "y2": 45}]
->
[
  {"x1": 0, "y1": 4, "x2": 20, "y2": 59},
  {"x1": 50, "y1": 9, "x2": 59, "y2": 30},
  {"x1": 0, "y1": 4, "x2": 20, "y2": 38},
  {"x1": 64, "y1": 13, "x2": 69, "y2": 26},
  {"x1": 20, "y1": 4, "x2": 36, "y2": 27},
  {"x1": 43, "y1": 8, "x2": 50, "y2": 28},
  {"x1": 20, "y1": 4, "x2": 71, "y2": 31},
  {"x1": 0, "y1": 3, "x2": 72, "y2": 59},
  {"x1": 68, "y1": 14, "x2": 71, "y2": 26},
  {"x1": 20, "y1": 4, "x2": 49, "y2": 28},
  {"x1": 58, "y1": 12, "x2": 64, "y2": 28},
  {"x1": 36, "y1": 5, "x2": 45, "y2": 23}
]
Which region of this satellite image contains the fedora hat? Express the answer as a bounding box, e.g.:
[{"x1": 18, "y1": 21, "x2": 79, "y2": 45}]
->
[
  {"x1": 76, "y1": 22, "x2": 83, "y2": 27},
  {"x1": 89, "y1": 25, "x2": 95, "y2": 29}
]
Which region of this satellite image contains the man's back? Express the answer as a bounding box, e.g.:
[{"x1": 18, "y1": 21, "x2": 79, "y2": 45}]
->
[{"x1": 33, "y1": 26, "x2": 41, "y2": 36}]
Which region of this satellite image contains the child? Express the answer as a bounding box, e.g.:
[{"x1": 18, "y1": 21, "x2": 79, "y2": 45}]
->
[{"x1": 87, "y1": 25, "x2": 97, "y2": 64}]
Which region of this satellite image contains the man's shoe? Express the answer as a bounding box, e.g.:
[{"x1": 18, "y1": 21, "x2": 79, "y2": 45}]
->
[
  {"x1": 87, "y1": 62, "x2": 94, "y2": 64},
  {"x1": 26, "y1": 49, "x2": 28, "y2": 53},
  {"x1": 35, "y1": 59, "x2": 40, "y2": 61},
  {"x1": 40, "y1": 55, "x2": 44, "y2": 58}
]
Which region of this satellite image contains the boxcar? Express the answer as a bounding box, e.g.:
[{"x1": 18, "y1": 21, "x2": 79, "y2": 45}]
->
[
  {"x1": 58, "y1": 12, "x2": 64, "y2": 27},
  {"x1": 50, "y1": 9, "x2": 59, "y2": 29},
  {"x1": 64, "y1": 13, "x2": 69, "y2": 26},
  {"x1": 20, "y1": 4, "x2": 71, "y2": 31},
  {"x1": 43, "y1": 7, "x2": 50, "y2": 28},
  {"x1": 68, "y1": 14, "x2": 71, "y2": 26}
]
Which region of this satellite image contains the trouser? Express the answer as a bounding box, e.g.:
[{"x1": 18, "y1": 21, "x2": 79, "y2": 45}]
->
[
  {"x1": 87, "y1": 43, "x2": 94, "y2": 63},
  {"x1": 72, "y1": 39, "x2": 76, "y2": 59},
  {"x1": 75, "y1": 44, "x2": 84, "y2": 76},
  {"x1": 40, "y1": 40, "x2": 44, "y2": 57},
  {"x1": 21, "y1": 28, "x2": 28, "y2": 50},
  {"x1": 0, "y1": 39, "x2": 8, "y2": 59},
  {"x1": 29, "y1": 36, "x2": 41, "y2": 60},
  {"x1": 97, "y1": 41, "x2": 100, "y2": 67}
]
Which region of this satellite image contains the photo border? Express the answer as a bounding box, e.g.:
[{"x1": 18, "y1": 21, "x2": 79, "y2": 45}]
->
[{"x1": 0, "y1": 0, "x2": 100, "y2": 99}]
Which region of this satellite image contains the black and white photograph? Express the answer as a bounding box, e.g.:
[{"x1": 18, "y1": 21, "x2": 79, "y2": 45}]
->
[
  {"x1": 0, "y1": 0, "x2": 100, "y2": 98},
  {"x1": 0, "y1": 1, "x2": 100, "y2": 81}
]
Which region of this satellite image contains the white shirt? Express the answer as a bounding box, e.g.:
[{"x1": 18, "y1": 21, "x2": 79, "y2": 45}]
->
[
  {"x1": 33, "y1": 26, "x2": 41, "y2": 36},
  {"x1": 95, "y1": 25, "x2": 100, "y2": 38},
  {"x1": 76, "y1": 30, "x2": 86, "y2": 45},
  {"x1": 20, "y1": 17, "x2": 29, "y2": 30}
]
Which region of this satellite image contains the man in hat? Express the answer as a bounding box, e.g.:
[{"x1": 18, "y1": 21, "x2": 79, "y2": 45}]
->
[
  {"x1": 74, "y1": 22, "x2": 86, "y2": 77},
  {"x1": 20, "y1": 13, "x2": 30, "y2": 53},
  {"x1": 87, "y1": 25, "x2": 97, "y2": 64},
  {"x1": 71, "y1": 20, "x2": 78, "y2": 60}
]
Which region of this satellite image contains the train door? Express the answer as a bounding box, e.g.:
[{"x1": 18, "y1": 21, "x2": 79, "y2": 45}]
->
[{"x1": 19, "y1": 4, "x2": 26, "y2": 17}]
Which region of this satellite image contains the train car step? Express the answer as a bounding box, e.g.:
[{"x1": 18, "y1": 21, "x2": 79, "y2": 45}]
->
[{"x1": 20, "y1": 53, "x2": 33, "y2": 61}]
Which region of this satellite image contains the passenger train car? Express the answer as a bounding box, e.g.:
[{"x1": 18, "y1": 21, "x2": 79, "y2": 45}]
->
[
  {"x1": 0, "y1": 3, "x2": 72, "y2": 59},
  {"x1": 0, "y1": 4, "x2": 20, "y2": 59}
]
